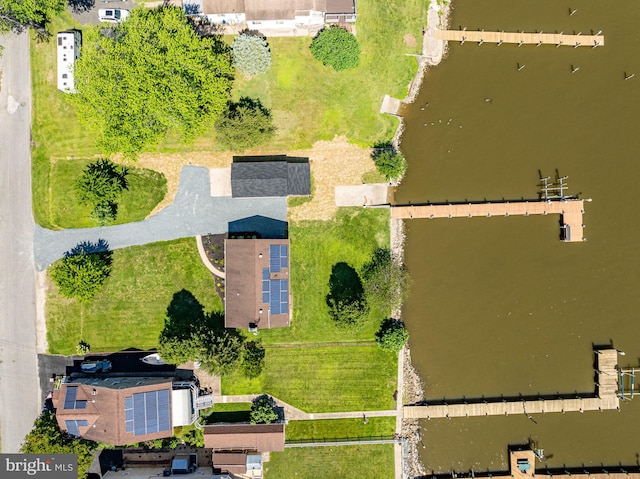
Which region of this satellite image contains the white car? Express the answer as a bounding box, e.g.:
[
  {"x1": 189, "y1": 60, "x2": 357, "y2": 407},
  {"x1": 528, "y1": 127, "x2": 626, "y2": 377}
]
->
[{"x1": 98, "y1": 8, "x2": 130, "y2": 23}]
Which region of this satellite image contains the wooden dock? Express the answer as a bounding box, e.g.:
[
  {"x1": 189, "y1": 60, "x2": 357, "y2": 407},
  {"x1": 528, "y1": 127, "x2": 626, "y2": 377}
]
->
[
  {"x1": 391, "y1": 199, "x2": 586, "y2": 242},
  {"x1": 424, "y1": 448, "x2": 640, "y2": 479},
  {"x1": 434, "y1": 29, "x2": 604, "y2": 47},
  {"x1": 403, "y1": 349, "x2": 619, "y2": 419}
]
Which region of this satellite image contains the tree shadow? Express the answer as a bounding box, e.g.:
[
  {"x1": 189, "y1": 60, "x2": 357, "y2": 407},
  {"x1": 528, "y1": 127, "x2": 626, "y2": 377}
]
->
[
  {"x1": 163, "y1": 289, "x2": 208, "y2": 339},
  {"x1": 68, "y1": 0, "x2": 95, "y2": 14},
  {"x1": 66, "y1": 239, "x2": 111, "y2": 257},
  {"x1": 327, "y1": 262, "x2": 365, "y2": 302}
]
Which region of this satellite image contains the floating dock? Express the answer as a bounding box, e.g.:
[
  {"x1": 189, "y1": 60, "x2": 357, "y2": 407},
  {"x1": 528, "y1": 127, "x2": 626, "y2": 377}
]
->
[
  {"x1": 391, "y1": 199, "x2": 585, "y2": 242},
  {"x1": 434, "y1": 29, "x2": 604, "y2": 47},
  {"x1": 403, "y1": 348, "x2": 619, "y2": 419}
]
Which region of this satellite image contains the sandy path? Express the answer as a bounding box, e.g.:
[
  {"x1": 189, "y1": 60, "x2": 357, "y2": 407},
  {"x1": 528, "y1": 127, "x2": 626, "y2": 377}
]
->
[{"x1": 134, "y1": 136, "x2": 377, "y2": 222}]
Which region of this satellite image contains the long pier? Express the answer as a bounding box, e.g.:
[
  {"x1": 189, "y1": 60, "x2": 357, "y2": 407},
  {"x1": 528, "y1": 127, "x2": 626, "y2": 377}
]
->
[
  {"x1": 391, "y1": 199, "x2": 586, "y2": 242},
  {"x1": 434, "y1": 29, "x2": 604, "y2": 47},
  {"x1": 403, "y1": 348, "x2": 619, "y2": 419}
]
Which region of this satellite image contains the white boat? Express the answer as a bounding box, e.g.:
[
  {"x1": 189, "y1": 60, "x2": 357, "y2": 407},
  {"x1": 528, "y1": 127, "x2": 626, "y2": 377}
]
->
[{"x1": 141, "y1": 353, "x2": 167, "y2": 366}]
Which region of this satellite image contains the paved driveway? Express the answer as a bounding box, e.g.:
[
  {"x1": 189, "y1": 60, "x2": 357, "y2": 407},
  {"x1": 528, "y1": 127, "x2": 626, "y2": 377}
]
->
[
  {"x1": 68, "y1": 0, "x2": 136, "y2": 26},
  {"x1": 34, "y1": 166, "x2": 288, "y2": 270},
  {"x1": 0, "y1": 32, "x2": 41, "y2": 453}
]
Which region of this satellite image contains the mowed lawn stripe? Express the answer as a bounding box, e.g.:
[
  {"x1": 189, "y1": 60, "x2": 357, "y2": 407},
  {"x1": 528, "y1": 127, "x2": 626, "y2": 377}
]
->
[
  {"x1": 46, "y1": 238, "x2": 222, "y2": 354},
  {"x1": 263, "y1": 346, "x2": 397, "y2": 413}
]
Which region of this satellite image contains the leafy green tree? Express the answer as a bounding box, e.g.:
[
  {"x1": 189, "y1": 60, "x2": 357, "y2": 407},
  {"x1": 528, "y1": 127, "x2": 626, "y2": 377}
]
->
[
  {"x1": 0, "y1": 0, "x2": 65, "y2": 37},
  {"x1": 375, "y1": 318, "x2": 409, "y2": 353},
  {"x1": 372, "y1": 142, "x2": 407, "y2": 181},
  {"x1": 361, "y1": 248, "x2": 411, "y2": 313},
  {"x1": 76, "y1": 159, "x2": 129, "y2": 225},
  {"x1": 325, "y1": 262, "x2": 369, "y2": 328},
  {"x1": 21, "y1": 412, "x2": 97, "y2": 478},
  {"x1": 157, "y1": 291, "x2": 244, "y2": 375},
  {"x1": 241, "y1": 340, "x2": 265, "y2": 379},
  {"x1": 215, "y1": 97, "x2": 276, "y2": 151},
  {"x1": 50, "y1": 242, "x2": 113, "y2": 302},
  {"x1": 232, "y1": 31, "x2": 271, "y2": 76},
  {"x1": 310, "y1": 26, "x2": 360, "y2": 71},
  {"x1": 73, "y1": 6, "x2": 234, "y2": 158},
  {"x1": 250, "y1": 395, "x2": 278, "y2": 424}
]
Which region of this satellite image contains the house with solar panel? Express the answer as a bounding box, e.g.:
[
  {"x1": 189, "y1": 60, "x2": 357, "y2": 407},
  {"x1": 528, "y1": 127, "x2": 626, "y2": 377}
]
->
[
  {"x1": 224, "y1": 238, "x2": 291, "y2": 329},
  {"x1": 52, "y1": 375, "x2": 213, "y2": 445}
]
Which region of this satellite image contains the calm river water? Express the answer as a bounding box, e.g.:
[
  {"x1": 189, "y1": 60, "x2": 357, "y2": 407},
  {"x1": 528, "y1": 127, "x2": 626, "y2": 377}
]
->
[{"x1": 397, "y1": 0, "x2": 640, "y2": 473}]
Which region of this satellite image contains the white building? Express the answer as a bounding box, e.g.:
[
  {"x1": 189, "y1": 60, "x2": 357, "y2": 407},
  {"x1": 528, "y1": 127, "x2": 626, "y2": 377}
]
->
[{"x1": 57, "y1": 31, "x2": 81, "y2": 93}]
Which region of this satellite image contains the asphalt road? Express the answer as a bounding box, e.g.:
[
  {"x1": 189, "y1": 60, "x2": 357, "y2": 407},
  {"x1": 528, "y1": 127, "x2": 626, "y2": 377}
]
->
[{"x1": 0, "y1": 32, "x2": 41, "y2": 452}]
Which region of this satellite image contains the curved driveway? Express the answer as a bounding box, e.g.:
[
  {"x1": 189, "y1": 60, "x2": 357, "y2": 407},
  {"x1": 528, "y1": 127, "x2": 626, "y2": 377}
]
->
[{"x1": 34, "y1": 166, "x2": 288, "y2": 270}]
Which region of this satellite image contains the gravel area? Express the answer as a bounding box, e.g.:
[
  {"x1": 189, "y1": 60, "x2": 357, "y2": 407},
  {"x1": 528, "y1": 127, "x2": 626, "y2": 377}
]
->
[{"x1": 34, "y1": 166, "x2": 287, "y2": 270}]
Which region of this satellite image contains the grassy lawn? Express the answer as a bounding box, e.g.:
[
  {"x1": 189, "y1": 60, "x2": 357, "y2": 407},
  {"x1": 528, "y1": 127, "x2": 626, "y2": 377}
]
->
[
  {"x1": 232, "y1": 0, "x2": 427, "y2": 149},
  {"x1": 36, "y1": 158, "x2": 166, "y2": 229},
  {"x1": 31, "y1": 1, "x2": 426, "y2": 159},
  {"x1": 46, "y1": 238, "x2": 222, "y2": 354},
  {"x1": 222, "y1": 346, "x2": 397, "y2": 413},
  {"x1": 259, "y1": 207, "x2": 390, "y2": 345},
  {"x1": 265, "y1": 444, "x2": 394, "y2": 479},
  {"x1": 285, "y1": 417, "x2": 396, "y2": 441}
]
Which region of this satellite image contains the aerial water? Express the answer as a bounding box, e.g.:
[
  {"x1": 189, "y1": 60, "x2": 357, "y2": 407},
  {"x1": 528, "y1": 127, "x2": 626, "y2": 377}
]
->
[{"x1": 397, "y1": 0, "x2": 640, "y2": 472}]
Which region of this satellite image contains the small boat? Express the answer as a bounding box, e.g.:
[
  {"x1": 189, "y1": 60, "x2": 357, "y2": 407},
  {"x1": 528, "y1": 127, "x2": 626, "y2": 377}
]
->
[{"x1": 141, "y1": 353, "x2": 167, "y2": 366}]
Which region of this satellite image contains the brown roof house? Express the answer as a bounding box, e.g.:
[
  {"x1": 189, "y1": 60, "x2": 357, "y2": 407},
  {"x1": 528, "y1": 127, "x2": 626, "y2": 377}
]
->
[
  {"x1": 204, "y1": 423, "x2": 285, "y2": 477},
  {"x1": 224, "y1": 238, "x2": 291, "y2": 329},
  {"x1": 53, "y1": 376, "x2": 212, "y2": 445},
  {"x1": 181, "y1": 0, "x2": 356, "y2": 34}
]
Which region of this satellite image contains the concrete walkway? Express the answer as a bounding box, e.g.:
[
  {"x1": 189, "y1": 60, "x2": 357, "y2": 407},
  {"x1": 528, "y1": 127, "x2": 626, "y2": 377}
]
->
[
  {"x1": 335, "y1": 183, "x2": 391, "y2": 207},
  {"x1": 195, "y1": 234, "x2": 225, "y2": 279},
  {"x1": 218, "y1": 394, "x2": 397, "y2": 421},
  {"x1": 34, "y1": 166, "x2": 288, "y2": 270}
]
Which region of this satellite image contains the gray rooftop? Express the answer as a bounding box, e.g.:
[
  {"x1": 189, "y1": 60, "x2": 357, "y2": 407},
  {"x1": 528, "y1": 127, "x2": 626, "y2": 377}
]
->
[{"x1": 231, "y1": 158, "x2": 311, "y2": 198}]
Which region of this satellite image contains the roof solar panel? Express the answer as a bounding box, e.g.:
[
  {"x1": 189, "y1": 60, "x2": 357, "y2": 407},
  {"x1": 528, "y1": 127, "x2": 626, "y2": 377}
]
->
[
  {"x1": 75, "y1": 400, "x2": 87, "y2": 409},
  {"x1": 281, "y1": 245, "x2": 288, "y2": 258},
  {"x1": 64, "y1": 387, "x2": 77, "y2": 409},
  {"x1": 270, "y1": 244, "x2": 279, "y2": 258},
  {"x1": 262, "y1": 268, "x2": 269, "y2": 280},
  {"x1": 281, "y1": 291, "x2": 288, "y2": 302},
  {"x1": 146, "y1": 391, "x2": 158, "y2": 433},
  {"x1": 65, "y1": 420, "x2": 79, "y2": 437},
  {"x1": 77, "y1": 420, "x2": 88, "y2": 427},
  {"x1": 157, "y1": 390, "x2": 171, "y2": 431}
]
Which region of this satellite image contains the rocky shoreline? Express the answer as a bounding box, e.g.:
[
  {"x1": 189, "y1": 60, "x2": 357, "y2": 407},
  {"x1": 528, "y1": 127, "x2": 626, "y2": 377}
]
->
[{"x1": 390, "y1": 1, "x2": 453, "y2": 477}]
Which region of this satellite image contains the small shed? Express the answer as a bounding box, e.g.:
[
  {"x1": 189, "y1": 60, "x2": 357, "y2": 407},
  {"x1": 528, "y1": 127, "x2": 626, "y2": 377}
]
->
[{"x1": 231, "y1": 156, "x2": 310, "y2": 198}]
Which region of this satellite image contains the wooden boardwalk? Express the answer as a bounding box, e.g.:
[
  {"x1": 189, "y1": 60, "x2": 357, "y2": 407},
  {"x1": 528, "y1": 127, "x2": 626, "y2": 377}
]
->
[
  {"x1": 435, "y1": 29, "x2": 604, "y2": 47},
  {"x1": 404, "y1": 349, "x2": 619, "y2": 419},
  {"x1": 391, "y1": 199, "x2": 585, "y2": 242}
]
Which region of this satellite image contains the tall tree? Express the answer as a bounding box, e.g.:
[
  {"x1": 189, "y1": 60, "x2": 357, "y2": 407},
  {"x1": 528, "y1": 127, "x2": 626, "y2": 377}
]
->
[
  {"x1": 361, "y1": 248, "x2": 411, "y2": 313},
  {"x1": 76, "y1": 159, "x2": 129, "y2": 224},
  {"x1": 73, "y1": 6, "x2": 234, "y2": 158},
  {"x1": 21, "y1": 412, "x2": 97, "y2": 478},
  {"x1": 232, "y1": 31, "x2": 271, "y2": 76},
  {"x1": 0, "y1": 0, "x2": 65, "y2": 37},
  {"x1": 310, "y1": 26, "x2": 360, "y2": 71},
  {"x1": 50, "y1": 241, "x2": 113, "y2": 302},
  {"x1": 215, "y1": 97, "x2": 276, "y2": 151},
  {"x1": 250, "y1": 396, "x2": 278, "y2": 425}
]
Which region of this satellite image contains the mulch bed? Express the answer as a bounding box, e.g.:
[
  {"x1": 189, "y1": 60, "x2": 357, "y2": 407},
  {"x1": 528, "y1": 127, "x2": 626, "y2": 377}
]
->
[{"x1": 201, "y1": 233, "x2": 226, "y2": 300}]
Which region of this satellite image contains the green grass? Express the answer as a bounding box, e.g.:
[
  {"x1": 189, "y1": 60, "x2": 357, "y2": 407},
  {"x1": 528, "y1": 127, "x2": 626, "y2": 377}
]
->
[
  {"x1": 46, "y1": 238, "x2": 222, "y2": 354},
  {"x1": 202, "y1": 403, "x2": 252, "y2": 424},
  {"x1": 222, "y1": 346, "x2": 397, "y2": 413},
  {"x1": 36, "y1": 158, "x2": 166, "y2": 229},
  {"x1": 285, "y1": 417, "x2": 396, "y2": 441},
  {"x1": 265, "y1": 445, "x2": 394, "y2": 479},
  {"x1": 258, "y1": 207, "x2": 390, "y2": 345},
  {"x1": 31, "y1": 1, "x2": 426, "y2": 159},
  {"x1": 31, "y1": 13, "x2": 99, "y2": 159}
]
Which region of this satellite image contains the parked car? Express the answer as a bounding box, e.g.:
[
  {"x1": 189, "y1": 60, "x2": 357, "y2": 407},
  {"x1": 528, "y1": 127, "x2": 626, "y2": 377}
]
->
[
  {"x1": 98, "y1": 9, "x2": 129, "y2": 23},
  {"x1": 81, "y1": 359, "x2": 112, "y2": 373}
]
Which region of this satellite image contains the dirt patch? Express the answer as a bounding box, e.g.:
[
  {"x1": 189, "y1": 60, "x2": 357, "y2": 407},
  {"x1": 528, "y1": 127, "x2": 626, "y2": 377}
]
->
[
  {"x1": 403, "y1": 33, "x2": 417, "y2": 47},
  {"x1": 132, "y1": 137, "x2": 377, "y2": 221}
]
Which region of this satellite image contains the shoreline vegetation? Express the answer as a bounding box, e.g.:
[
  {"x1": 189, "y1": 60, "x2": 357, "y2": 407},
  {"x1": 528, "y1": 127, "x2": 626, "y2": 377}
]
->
[{"x1": 391, "y1": 0, "x2": 452, "y2": 476}]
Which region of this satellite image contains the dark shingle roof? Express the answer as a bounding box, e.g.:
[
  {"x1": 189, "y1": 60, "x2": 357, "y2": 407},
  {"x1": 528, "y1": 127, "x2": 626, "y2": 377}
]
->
[{"x1": 231, "y1": 159, "x2": 310, "y2": 198}]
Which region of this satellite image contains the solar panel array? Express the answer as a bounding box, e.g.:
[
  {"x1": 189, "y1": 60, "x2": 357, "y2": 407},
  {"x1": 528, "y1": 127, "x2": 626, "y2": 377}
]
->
[
  {"x1": 63, "y1": 387, "x2": 87, "y2": 409},
  {"x1": 124, "y1": 390, "x2": 171, "y2": 436},
  {"x1": 65, "y1": 419, "x2": 88, "y2": 437},
  {"x1": 259, "y1": 244, "x2": 289, "y2": 315},
  {"x1": 269, "y1": 244, "x2": 288, "y2": 273}
]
